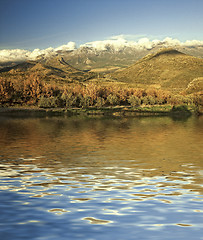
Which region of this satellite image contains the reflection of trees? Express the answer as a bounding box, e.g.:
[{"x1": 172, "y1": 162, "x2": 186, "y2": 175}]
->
[{"x1": 0, "y1": 116, "x2": 202, "y2": 194}]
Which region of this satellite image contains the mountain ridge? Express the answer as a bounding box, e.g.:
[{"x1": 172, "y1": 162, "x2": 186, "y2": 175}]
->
[
  {"x1": 0, "y1": 48, "x2": 202, "y2": 93},
  {"x1": 110, "y1": 48, "x2": 203, "y2": 92},
  {"x1": 1, "y1": 42, "x2": 203, "y2": 71},
  {"x1": 0, "y1": 56, "x2": 95, "y2": 84}
]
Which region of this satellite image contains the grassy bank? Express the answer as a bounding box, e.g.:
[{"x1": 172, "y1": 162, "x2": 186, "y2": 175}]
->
[{"x1": 0, "y1": 104, "x2": 200, "y2": 118}]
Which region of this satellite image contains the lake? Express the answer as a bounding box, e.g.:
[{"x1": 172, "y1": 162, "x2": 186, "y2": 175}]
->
[{"x1": 0, "y1": 114, "x2": 202, "y2": 240}]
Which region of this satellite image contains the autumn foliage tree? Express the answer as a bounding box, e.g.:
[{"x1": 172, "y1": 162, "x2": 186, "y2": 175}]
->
[
  {"x1": 0, "y1": 74, "x2": 202, "y2": 109},
  {"x1": 0, "y1": 77, "x2": 15, "y2": 104}
]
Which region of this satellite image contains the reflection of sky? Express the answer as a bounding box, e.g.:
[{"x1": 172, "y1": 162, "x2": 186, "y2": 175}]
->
[
  {"x1": 0, "y1": 116, "x2": 203, "y2": 239},
  {"x1": 0, "y1": 161, "x2": 203, "y2": 239}
]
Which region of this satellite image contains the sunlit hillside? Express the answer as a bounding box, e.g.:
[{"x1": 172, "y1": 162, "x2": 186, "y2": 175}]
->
[
  {"x1": 0, "y1": 56, "x2": 95, "y2": 85},
  {"x1": 110, "y1": 48, "x2": 203, "y2": 92}
]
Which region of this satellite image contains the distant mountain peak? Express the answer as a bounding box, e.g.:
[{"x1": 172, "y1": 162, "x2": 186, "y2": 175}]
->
[
  {"x1": 153, "y1": 48, "x2": 184, "y2": 56},
  {"x1": 142, "y1": 48, "x2": 185, "y2": 62}
]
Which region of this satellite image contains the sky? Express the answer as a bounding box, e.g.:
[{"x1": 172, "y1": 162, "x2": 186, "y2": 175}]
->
[{"x1": 0, "y1": 0, "x2": 203, "y2": 50}]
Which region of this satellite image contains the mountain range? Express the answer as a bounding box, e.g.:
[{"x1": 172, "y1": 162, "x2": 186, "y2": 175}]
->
[
  {"x1": 1, "y1": 38, "x2": 203, "y2": 72},
  {"x1": 60, "y1": 44, "x2": 203, "y2": 72},
  {"x1": 0, "y1": 47, "x2": 203, "y2": 94}
]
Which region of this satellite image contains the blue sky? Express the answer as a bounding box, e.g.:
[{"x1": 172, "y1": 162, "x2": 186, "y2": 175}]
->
[{"x1": 0, "y1": 0, "x2": 203, "y2": 50}]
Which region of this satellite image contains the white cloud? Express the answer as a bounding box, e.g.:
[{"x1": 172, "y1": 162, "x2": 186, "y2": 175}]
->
[
  {"x1": 0, "y1": 41, "x2": 76, "y2": 63},
  {"x1": 162, "y1": 37, "x2": 203, "y2": 47},
  {"x1": 183, "y1": 39, "x2": 203, "y2": 46},
  {"x1": 80, "y1": 37, "x2": 129, "y2": 51},
  {"x1": 162, "y1": 37, "x2": 181, "y2": 46},
  {"x1": 136, "y1": 38, "x2": 154, "y2": 49},
  {"x1": 0, "y1": 37, "x2": 203, "y2": 63},
  {"x1": 55, "y1": 41, "x2": 76, "y2": 51},
  {"x1": 29, "y1": 47, "x2": 55, "y2": 60},
  {"x1": 81, "y1": 36, "x2": 203, "y2": 51},
  {"x1": 81, "y1": 36, "x2": 158, "y2": 51},
  {"x1": 0, "y1": 49, "x2": 31, "y2": 62}
]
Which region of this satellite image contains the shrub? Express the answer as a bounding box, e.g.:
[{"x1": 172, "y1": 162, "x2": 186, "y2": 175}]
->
[
  {"x1": 183, "y1": 96, "x2": 194, "y2": 105},
  {"x1": 23, "y1": 74, "x2": 44, "y2": 104},
  {"x1": 107, "y1": 94, "x2": 119, "y2": 106},
  {"x1": 61, "y1": 93, "x2": 77, "y2": 108},
  {"x1": 141, "y1": 96, "x2": 156, "y2": 105},
  {"x1": 38, "y1": 96, "x2": 60, "y2": 108},
  {"x1": 171, "y1": 105, "x2": 191, "y2": 113},
  {"x1": 148, "y1": 96, "x2": 156, "y2": 105},
  {"x1": 79, "y1": 95, "x2": 91, "y2": 108},
  {"x1": 168, "y1": 95, "x2": 185, "y2": 105},
  {"x1": 0, "y1": 78, "x2": 15, "y2": 103},
  {"x1": 128, "y1": 95, "x2": 141, "y2": 107},
  {"x1": 192, "y1": 94, "x2": 203, "y2": 106},
  {"x1": 95, "y1": 97, "x2": 106, "y2": 108},
  {"x1": 156, "y1": 97, "x2": 166, "y2": 105}
]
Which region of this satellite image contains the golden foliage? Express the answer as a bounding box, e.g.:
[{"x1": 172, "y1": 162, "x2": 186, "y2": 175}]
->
[{"x1": 0, "y1": 74, "x2": 202, "y2": 108}]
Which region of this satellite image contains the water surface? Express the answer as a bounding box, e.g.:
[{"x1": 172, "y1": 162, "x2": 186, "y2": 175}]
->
[{"x1": 0, "y1": 115, "x2": 202, "y2": 240}]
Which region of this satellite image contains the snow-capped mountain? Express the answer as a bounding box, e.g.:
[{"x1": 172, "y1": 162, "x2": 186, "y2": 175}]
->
[{"x1": 1, "y1": 36, "x2": 203, "y2": 71}]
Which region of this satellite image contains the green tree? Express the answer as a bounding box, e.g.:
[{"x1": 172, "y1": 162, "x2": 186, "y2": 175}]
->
[
  {"x1": 128, "y1": 95, "x2": 141, "y2": 107},
  {"x1": 107, "y1": 94, "x2": 119, "y2": 106}
]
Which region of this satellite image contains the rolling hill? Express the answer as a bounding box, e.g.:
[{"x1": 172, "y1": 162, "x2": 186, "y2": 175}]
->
[
  {"x1": 1, "y1": 48, "x2": 203, "y2": 94},
  {"x1": 0, "y1": 56, "x2": 95, "y2": 84},
  {"x1": 109, "y1": 48, "x2": 203, "y2": 92}
]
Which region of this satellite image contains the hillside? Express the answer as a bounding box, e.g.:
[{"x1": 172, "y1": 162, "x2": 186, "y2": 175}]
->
[
  {"x1": 0, "y1": 56, "x2": 95, "y2": 84},
  {"x1": 1, "y1": 48, "x2": 203, "y2": 94},
  {"x1": 110, "y1": 48, "x2": 203, "y2": 92},
  {"x1": 1, "y1": 42, "x2": 203, "y2": 72},
  {"x1": 63, "y1": 45, "x2": 203, "y2": 72}
]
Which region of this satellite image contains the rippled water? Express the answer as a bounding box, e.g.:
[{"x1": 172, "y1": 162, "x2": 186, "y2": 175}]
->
[{"x1": 0, "y1": 115, "x2": 202, "y2": 240}]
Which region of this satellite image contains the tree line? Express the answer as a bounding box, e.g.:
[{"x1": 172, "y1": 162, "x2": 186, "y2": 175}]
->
[{"x1": 0, "y1": 74, "x2": 202, "y2": 108}]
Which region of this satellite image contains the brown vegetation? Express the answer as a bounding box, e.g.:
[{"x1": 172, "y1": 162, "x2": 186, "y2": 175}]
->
[
  {"x1": 0, "y1": 73, "x2": 202, "y2": 110},
  {"x1": 0, "y1": 56, "x2": 95, "y2": 85},
  {"x1": 0, "y1": 49, "x2": 202, "y2": 113}
]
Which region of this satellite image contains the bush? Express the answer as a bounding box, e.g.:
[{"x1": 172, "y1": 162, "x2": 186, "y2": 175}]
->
[
  {"x1": 141, "y1": 96, "x2": 156, "y2": 105},
  {"x1": 38, "y1": 96, "x2": 60, "y2": 108},
  {"x1": 79, "y1": 95, "x2": 91, "y2": 108},
  {"x1": 128, "y1": 95, "x2": 141, "y2": 107},
  {"x1": 156, "y1": 97, "x2": 166, "y2": 105},
  {"x1": 183, "y1": 96, "x2": 194, "y2": 105},
  {"x1": 149, "y1": 96, "x2": 156, "y2": 105},
  {"x1": 171, "y1": 105, "x2": 191, "y2": 113},
  {"x1": 168, "y1": 95, "x2": 185, "y2": 105},
  {"x1": 0, "y1": 78, "x2": 15, "y2": 103},
  {"x1": 107, "y1": 94, "x2": 119, "y2": 106},
  {"x1": 191, "y1": 94, "x2": 203, "y2": 106},
  {"x1": 95, "y1": 97, "x2": 106, "y2": 108},
  {"x1": 61, "y1": 93, "x2": 77, "y2": 108}
]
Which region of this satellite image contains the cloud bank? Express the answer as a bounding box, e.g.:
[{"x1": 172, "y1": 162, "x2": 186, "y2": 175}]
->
[
  {"x1": 0, "y1": 37, "x2": 203, "y2": 63},
  {"x1": 81, "y1": 36, "x2": 203, "y2": 51},
  {"x1": 0, "y1": 42, "x2": 76, "y2": 63}
]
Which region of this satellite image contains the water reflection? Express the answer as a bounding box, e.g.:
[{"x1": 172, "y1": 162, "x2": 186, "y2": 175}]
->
[{"x1": 0, "y1": 115, "x2": 202, "y2": 240}]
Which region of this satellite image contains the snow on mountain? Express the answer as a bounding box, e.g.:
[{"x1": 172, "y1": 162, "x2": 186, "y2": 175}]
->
[{"x1": 0, "y1": 36, "x2": 203, "y2": 69}]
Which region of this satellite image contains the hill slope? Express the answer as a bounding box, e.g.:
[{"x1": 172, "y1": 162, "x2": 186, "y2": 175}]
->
[
  {"x1": 110, "y1": 48, "x2": 203, "y2": 92},
  {"x1": 61, "y1": 45, "x2": 203, "y2": 71},
  {"x1": 0, "y1": 56, "x2": 94, "y2": 84}
]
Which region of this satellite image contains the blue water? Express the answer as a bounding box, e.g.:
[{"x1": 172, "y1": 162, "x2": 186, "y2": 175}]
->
[{"x1": 0, "y1": 115, "x2": 202, "y2": 239}]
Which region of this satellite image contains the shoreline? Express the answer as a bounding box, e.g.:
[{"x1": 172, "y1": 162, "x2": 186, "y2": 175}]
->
[{"x1": 0, "y1": 105, "x2": 200, "y2": 117}]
